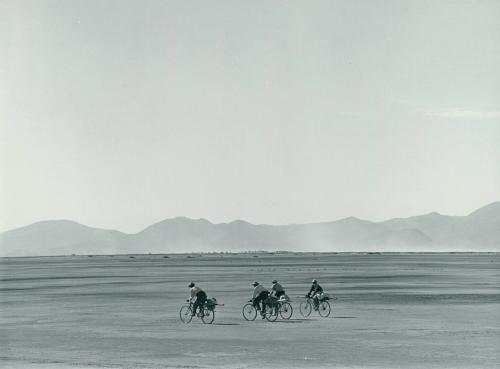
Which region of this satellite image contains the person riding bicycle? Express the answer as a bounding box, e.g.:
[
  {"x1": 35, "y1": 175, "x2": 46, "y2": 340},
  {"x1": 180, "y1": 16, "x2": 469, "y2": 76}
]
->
[
  {"x1": 188, "y1": 282, "x2": 207, "y2": 317},
  {"x1": 270, "y1": 279, "x2": 286, "y2": 299},
  {"x1": 306, "y1": 279, "x2": 323, "y2": 310},
  {"x1": 251, "y1": 281, "x2": 269, "y2": 318}
]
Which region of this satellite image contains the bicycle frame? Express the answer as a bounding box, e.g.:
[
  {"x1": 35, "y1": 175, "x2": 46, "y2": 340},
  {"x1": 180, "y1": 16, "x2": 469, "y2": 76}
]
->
[{"x1": 180, "y1": 300, "x2": 216, "y2": 324}]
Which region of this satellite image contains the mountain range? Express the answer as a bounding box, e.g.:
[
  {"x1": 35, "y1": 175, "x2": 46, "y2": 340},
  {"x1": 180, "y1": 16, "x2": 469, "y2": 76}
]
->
[{"x1": 1, "y1": 202, "x2": 499, "y2": 256}]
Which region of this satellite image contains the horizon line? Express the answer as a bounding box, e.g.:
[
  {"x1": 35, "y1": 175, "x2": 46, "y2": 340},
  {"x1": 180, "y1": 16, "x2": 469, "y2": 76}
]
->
[{"x1": 1, "y1": 251, "x2": 499, "y2": 259}]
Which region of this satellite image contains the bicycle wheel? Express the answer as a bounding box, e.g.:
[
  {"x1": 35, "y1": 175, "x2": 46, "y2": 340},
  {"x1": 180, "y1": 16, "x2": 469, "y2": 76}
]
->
[
  {"x1": 279, "y1": 302, "x2": 293, "y2": 320},
  {"x1": 299, "y1": 300, "x2": 312, "y2": 317},
  {"x1": 242, "y1": 303, "x2": 257, "y2": 321},
  {"x1": 179, "y1": 305, "x2": 193, "y2": 323},
  {"x1": 201, "y1": 307, "x2": 215, "y2": 324},
  {"x1": 318, "y1": 300, "x2": 331, "y2": 317},
  {"x1": 264, "y1": 304, "x2": 278, "y2": 322}
]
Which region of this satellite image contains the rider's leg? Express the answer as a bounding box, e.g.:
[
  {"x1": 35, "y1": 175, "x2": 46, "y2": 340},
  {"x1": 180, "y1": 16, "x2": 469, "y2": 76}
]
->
[
  {"x1": 261, "y1": 298, "x2": 267, "y2": 314},
  {"x1": 263, "y1": 292, "x2": 270, "y2": 315},
  {"x1": 192, "y1": 291, "x2": 207, "y2": 316},
  {"x1": 192, "y1": 300, "x2": 199, "y2": 316},
  {"x1": 200, "y1": 299, "x2": 207, "y2": 316},
  {"x1": 258, "y1": 291, "x2": 269, "y2": 316},
  {"x1": 199, "y1": 292, "x2": 207, "y2": 316},
  {"x1": 253, "y1": 295, "x2": 262, "y2": 311},
  {"x1": 261, "y1": 299, "x2": 267, "y2": 318},
  {"x1": 313, "y1": 294, "x2": 319, "y2": 309}
]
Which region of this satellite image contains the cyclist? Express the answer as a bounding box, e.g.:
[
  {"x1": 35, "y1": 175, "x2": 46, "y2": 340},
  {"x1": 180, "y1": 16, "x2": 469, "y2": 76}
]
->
[
  {"x1": 270, "y1": 279, "x2": 286, "y2": 299},
  {"x1": 188, "y1": 282, "x2": 207, "y2": 317},
  {"x1": 306, "y1": 279, "x2": 323, "y2": 310},
  {"x1": 251, "y1": 281, "x2": 269, "y2": 318}
]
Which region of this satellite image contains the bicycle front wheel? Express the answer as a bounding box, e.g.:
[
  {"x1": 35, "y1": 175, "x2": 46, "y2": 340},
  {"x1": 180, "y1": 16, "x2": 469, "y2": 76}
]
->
[
  {"x1": 179, "y1": 305, "x2": 193, "y2": 323},
  {"x1": 242, "y1": 303, "x2": 257, "y2": 321},
  {"x1": 299, "y1": 300, "x2": 312, "y2": 317},
  {"x1": 279, "y1": 302, "x2": 293, "y2": 320},
  {"x1": 201, "y1": 307, "x2": 215, "y2": 324},
  {"x1": 318, "y1": 300, "x2": 331, "y2": 317}
]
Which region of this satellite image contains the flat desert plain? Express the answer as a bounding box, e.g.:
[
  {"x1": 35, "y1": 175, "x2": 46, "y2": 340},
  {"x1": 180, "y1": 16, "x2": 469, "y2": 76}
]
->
[{"x1": 1, "y1": 253, "x2": 499, "y2": 369}]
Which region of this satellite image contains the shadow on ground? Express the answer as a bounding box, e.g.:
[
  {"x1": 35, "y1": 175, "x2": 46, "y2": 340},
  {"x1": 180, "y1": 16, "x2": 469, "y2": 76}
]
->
[{"x1": 333, "y1": 316, "x2": 357, "y2": 319}]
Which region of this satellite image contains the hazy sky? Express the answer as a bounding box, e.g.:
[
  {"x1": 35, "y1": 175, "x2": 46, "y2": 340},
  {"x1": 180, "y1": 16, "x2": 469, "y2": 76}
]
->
[{"x1": 1, "y1": 0, "x2": 499, "y2": 233}]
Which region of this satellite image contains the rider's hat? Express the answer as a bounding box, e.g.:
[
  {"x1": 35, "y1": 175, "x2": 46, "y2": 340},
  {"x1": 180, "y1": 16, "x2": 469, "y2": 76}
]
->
[
  {"x1": 188, "y1": 282, "x2": 195, "y2": 288},
  {"x1": 312, "y1": 279, "x2": 318, "y2": 284},
  {"x1": 252, "y1": 281, "x2": 259, "y2": 286},
  {"x1": 272, "y1": 279, "x2": 277, "y2": 284}
]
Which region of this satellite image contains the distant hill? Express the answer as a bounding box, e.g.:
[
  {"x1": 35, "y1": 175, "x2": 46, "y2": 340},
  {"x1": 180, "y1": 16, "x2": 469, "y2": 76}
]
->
[
  {"x1": 382, "y1": 202, "x2": 500, "y2": 250},
  {"x1": 1, "y1": 202, "x2": 499, "y2": 256},
  {"x1": 0, "y1": 220, "x2": 127, "y2": 256}
]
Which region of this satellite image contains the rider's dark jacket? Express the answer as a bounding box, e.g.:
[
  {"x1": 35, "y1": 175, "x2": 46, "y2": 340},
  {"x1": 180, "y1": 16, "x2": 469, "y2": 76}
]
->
[
  {"x1": 307, "y1": 283, "x2": 323, "y2": 297},
  {"x1": 252, "y1": 284, "x2": 267, "y2": 298}
]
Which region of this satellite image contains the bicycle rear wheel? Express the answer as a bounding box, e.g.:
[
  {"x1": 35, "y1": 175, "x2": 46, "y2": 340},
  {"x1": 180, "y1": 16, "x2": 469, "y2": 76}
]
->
[
  {"x1": 299, "y1": 300, "x2": 312, "y2": 317},
  {"x1": 242, "y1": 303, "x2": 257, "y2": 321},
  {"x1": 318, "y1": 300, "x2": 331, "y2": 317},
  {"x1": 279, "y1": 302, "x2": 293, "y2": 320},
  {"x1": 264, "y1": 304, "x2": 278, "y2": 322},
  {"x1": 201, "y1": 307, "x2": 215, "y2": 324},
  {"x1": 179, "y1": 305, "x2": 193, "y2": 323}
]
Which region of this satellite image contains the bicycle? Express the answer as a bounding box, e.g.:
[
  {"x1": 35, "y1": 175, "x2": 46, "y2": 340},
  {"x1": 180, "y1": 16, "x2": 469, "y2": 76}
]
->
[
  {"x1": 267, "y1": 296, "x2": 293, "y2": 321},
  {"x1": 299, "y1": 295, "x2": 332, "y2": 318},
  {"x1": 242, "y1": 297, "x2": 293, "y2": 322},
  {"x1": 179, "y1": 299, "x2": 216, "y2": 324}
]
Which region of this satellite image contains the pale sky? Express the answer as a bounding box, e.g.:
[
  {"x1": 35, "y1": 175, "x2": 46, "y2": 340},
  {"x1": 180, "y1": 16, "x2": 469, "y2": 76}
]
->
[{"x1": 1, "y1": 0, "x2": 499, "y2": 233}]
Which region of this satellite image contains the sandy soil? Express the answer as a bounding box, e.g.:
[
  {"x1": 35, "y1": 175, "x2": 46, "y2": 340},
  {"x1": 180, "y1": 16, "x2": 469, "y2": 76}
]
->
[{"x1": 1, "y1": 253, "x2": 499, "y2": 369}]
